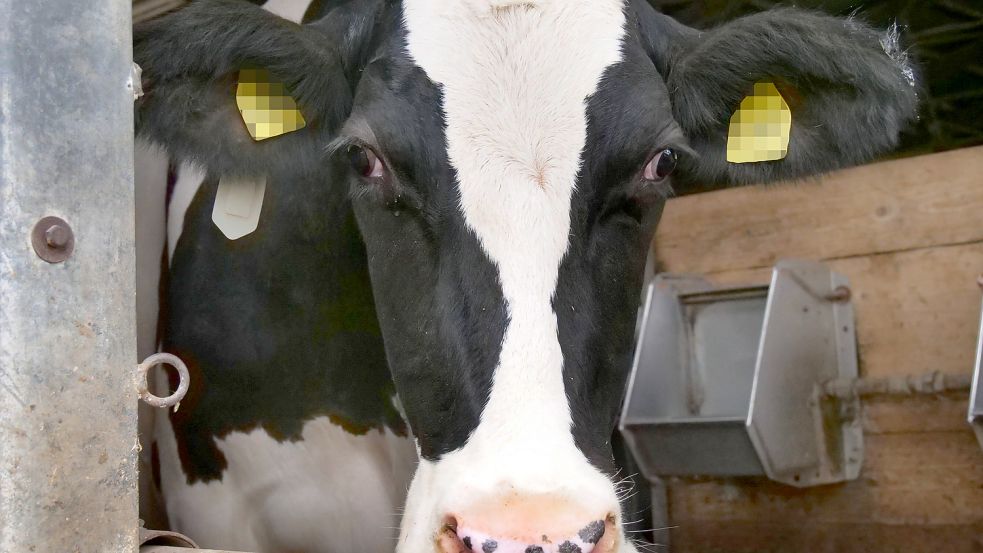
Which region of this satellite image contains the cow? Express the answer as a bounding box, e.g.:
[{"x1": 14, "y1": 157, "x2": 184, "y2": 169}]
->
[{"x1": 134, "y1": 1, "x2": 918, "y2": 552}]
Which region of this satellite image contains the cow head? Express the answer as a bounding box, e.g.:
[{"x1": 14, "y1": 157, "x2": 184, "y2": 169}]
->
[{"x1": 136, "y1": 1, "x2": 917, "y2": 552}]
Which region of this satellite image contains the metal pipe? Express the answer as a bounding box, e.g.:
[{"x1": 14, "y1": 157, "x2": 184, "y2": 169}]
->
[
  {"x1": 0, "y1": 0, "x2": 138, "y2": 550},
  {"x1": 141, "y1": 548, "x2": 254, "y2": 553}
]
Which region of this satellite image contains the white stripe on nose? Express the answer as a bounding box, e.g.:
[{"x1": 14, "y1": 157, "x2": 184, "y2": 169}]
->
[{"x1": 399, "y1": 1, "x2": 630, "y2": 552}]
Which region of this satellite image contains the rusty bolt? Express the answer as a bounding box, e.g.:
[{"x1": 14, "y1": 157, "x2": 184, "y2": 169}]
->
[
  {"x1": 44, "y1": 224, "x2": 69, "y2": 249},
  {"x1": 31, "y1": 216, "x2": 74, "y2": 263},
  {"x1": 825, "y1": 285, "x2": 852, "y2": 303}
]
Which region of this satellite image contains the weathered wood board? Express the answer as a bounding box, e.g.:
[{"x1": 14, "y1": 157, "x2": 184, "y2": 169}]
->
[{"x1": 651, "y1": 146, "x2": 983, "y2": 552}]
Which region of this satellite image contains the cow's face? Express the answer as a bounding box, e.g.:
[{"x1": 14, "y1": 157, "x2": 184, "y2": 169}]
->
[
  {"x1": 344, "y1": 4, "x2": 681, "y2": 552},
  {"x1": 136, "y1": 1, "x2": 917, "y2": 551}
]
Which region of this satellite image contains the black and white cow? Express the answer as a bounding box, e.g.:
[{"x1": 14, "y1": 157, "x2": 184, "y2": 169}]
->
[{"x1": 135, "y1": 1, "x2": 918, "y2": 552}]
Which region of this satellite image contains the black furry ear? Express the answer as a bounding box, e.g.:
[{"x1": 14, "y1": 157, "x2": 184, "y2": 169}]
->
[
  {"x1": 134, "y1": 0, "x2": 370, "y2": 177},
  {"x1": 651, "y1": 8, "x2": 919, "y2": 188}
]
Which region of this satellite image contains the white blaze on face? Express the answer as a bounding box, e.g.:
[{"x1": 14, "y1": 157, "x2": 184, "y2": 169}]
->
[{"x1": 401, "y1": 1, "x2": 629, "y2": 552}]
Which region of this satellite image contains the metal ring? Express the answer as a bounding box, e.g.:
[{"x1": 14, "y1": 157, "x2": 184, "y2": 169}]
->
[{"x1": 136, "y1": 352, "x2": 190, "y2": 408}]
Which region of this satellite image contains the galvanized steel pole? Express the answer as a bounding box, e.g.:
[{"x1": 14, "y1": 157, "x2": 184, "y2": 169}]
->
[{"x1": 0, "y1": 1, "x2": 139, "y2": 551}]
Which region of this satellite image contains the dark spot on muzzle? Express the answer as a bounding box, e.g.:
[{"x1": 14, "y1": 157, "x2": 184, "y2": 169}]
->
[
  {"x1": 524, "y1": 547, "x2": 545, "y2": 553},
  {"x1": 482, "y1": 539, "x2": 498, "y2": 552},
  {"x1": 558, "y1": 542, "x2": 582, "y2": 553},
  {"x1": 578, "y1": 520, "x2": 605, "y2": 544}
]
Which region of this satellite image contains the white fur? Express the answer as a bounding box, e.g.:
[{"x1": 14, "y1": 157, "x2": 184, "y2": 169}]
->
[
  {"x1": 165, "y1": 161, "x2": 205, "y2": 261},
  {"x1": 154, "y1": 401, "x2": 417, "y2": 552},
  {"x1": 402, "y1": 1, "x2": 636, "y2": 552}
]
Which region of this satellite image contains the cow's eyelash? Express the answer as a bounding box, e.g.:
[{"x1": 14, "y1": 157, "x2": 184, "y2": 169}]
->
[
  {"x1": 326, "y1": 135, "x2": 371, "y2": 158},
  {"x1": 348, "y1": 179, "x2": 390, "y2": 202},
  {"x1": 326, "y1": 135, "x2": 352, "y2": 157}
]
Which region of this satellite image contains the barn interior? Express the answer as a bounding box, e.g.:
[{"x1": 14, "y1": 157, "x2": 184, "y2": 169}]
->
[
  {"x1": 132, "y1": 0, "x2": 983, "y2": 547},
  {"x1": 0, "y1": 0, "x2": 983, "y2": 553}
]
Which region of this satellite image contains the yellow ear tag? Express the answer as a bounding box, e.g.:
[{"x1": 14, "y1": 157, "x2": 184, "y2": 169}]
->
[
  {"x1": 235, "y1": 68, "x2": 306, "y2": 141},
  {"x1": 726, "y1": 81, "x2": 791, "y2": 164}
]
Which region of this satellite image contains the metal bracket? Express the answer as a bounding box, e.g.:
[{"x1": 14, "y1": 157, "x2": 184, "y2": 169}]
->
[{"x1": 620, "y1": 259, "x2": 862, "y2": 487}]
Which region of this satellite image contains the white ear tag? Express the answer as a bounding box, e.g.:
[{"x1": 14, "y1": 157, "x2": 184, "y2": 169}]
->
[{"x1": 211, "y1": 174, "x2": 267, "y2": 240}]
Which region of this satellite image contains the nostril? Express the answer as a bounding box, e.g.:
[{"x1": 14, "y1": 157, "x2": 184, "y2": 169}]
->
[
  {"x1": 437, "y1": 517, "x2": 468, "y2": 553},
  {"x1": 593, "y1": 515, "x2": 618, "y2": 553}
]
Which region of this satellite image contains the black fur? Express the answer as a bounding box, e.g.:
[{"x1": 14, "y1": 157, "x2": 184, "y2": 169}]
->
[
  {"x1": 134, "y1": 0, "x2": 354, "y2": 177},
  {"x1": 647, "y1": 7, "x2": 920, "y2": 186},
  {"x1": 136, "y1": 0, "x2": 399, "y2": 482},
  {"x1": 345, "y1": 47, "x2": 507, "y2": 460},
  {"x1": 162, "y1": 167, "x2": 406, "y2": 481}
]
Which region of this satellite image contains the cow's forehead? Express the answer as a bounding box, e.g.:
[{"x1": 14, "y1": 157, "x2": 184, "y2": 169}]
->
[
  {"x1": 403, "y1": 0, "x2": 627, "y2": 185},
  {"x1": 402, "y1": 0, "x2": 627, "y2": 246},
  {"x1": 401, "y1": 0, "x2": 627, "y2": 308}
]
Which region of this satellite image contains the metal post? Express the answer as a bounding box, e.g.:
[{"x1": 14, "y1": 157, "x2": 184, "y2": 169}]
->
[{"x1": 0, "y1": 1, "x2": 138, "y2": 551}]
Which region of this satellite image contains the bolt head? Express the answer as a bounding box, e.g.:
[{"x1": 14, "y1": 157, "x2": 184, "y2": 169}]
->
[
  {"x1": 31, "y1": 216, "x2": 74, "y2": 263},
  {"x1": 45, "y1": 225, "x2": 69, "y2": 248}
]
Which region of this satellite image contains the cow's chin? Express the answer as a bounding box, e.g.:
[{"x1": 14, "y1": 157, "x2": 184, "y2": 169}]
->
[{"x1": 396, "y1": 458, "x2": 636, "y2": 553}]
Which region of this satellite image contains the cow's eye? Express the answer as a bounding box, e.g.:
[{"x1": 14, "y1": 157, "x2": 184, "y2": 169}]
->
[
  {"x1": 643, "y1": 148, "x2": 677, "y2": 181},
  {"x1": 347, "y1": 145, "x2": 385, "y2": 179}
]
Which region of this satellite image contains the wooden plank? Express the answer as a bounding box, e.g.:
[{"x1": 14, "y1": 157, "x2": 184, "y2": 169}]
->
[
  {"x1": 654, "y1": 146, "x2": 983, "y2": 275},
  {"x1": 703, "y1": 242, "x2": 983, "y2": 381},
  {"x1": 862, "y1": 395, "x2": 970, "y2": 435},
  {"x1": 667, "y1": 432, "x2": 983, "y2": 527},
  {"x1": 667, "y1": 522, "x2": 983, "y2": 553},
  {"x1": 651, "y1": 149, "x2": 983, "y2": 552}
]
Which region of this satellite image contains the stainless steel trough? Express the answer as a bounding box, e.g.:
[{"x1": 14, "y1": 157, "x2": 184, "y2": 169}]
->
[{"x1": 620, "y1": 259, "x2": 863, "y2": 487}]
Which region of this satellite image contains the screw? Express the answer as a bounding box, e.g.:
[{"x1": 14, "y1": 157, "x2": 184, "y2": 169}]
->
[
  {"x1": 825, "y1": 285, "x2": 852, "y2": 303},
  {"x1": 44, "y1": 225, "x2": 69, "y2": 249}
]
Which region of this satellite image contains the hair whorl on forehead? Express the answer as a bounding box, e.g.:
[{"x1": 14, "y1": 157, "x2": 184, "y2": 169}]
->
[{"x1": 463, "y1": 0, "x2": 543, "y2": 14}]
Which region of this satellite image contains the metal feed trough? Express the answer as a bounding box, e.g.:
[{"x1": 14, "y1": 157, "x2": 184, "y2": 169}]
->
[{"x1": 620, "y1": 259, "x2": 863, "y2": 487}]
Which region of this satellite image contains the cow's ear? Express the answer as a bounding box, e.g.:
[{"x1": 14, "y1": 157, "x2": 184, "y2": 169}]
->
[
  {"x1": 644, "y1": 7, "x2": 920, "y2": 188},
  {"x1": 134, "y1": 0, "x2": 377, "y2": 177}
]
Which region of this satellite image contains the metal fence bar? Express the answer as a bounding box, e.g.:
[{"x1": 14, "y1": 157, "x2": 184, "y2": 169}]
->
[
  {"x1": 0, "y1": 1, "x2": 138, "y2": 551},
  {"x1": 140, "y1": 545, "x2": 254, "y2": 553}
]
